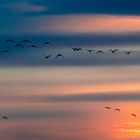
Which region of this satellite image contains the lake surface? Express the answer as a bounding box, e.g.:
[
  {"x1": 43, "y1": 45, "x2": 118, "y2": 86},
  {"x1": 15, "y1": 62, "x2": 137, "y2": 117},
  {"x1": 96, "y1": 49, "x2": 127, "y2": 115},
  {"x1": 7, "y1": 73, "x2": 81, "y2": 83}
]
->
[{"x1": 0, "y1": 66, "x2": 140, "y2": 140}]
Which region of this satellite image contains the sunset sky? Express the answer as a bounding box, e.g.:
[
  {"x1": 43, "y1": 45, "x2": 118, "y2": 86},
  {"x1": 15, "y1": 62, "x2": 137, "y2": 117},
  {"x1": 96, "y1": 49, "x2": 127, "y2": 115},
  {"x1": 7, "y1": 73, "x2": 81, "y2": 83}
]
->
[{"x1": 0, "y1": 0, "x2": 140, "y2": 140}]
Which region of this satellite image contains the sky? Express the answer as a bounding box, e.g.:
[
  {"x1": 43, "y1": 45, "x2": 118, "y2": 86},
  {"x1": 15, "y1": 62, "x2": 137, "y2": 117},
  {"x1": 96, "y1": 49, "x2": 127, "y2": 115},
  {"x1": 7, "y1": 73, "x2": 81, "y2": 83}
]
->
[
  {"x1": 0, "y1": 0, "x2": 139, "y2": 66},
  {"x1": 0, "y1": 1, "x2": 140, "y2": 140}
]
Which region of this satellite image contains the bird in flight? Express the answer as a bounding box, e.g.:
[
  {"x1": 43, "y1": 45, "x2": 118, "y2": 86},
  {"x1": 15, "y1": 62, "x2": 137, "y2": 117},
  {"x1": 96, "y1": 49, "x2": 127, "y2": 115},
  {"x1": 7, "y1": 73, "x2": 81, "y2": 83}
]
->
[
  {"x1": 72, "y1": 48, "x2": 82, "y2": 51},
  {"x1": 30, "y1": 45, "x2": 39, "y2": 48},
  {"x1": 124, "y1": 51, "x2": 133, "y2": 54},
  {"x1": 44, "y1": 55, "x2": 52, "y2": 59},
  {"x1": 86, "y1": 49, "x2": 94, "y2": 53},
  {"x1": 16, "y1": 43, "x2": 23, "y2": 48},
  {"x1": 131, "y1": 114, "x2": 136, "y2": 117},
  {"x1": 114, "y1": 108, "x2": 120, "y2": 111},
  {"x1": 2, "y1": 116, "x2": 8, "y2": 120},
  {"x1": 105, "y1": 106, "x2": 111, "y2": 110},
  {"x1": 43, "y1": 41, "x2": 51, "y2": 46},
  {"x1": 55, "y1": 54, "x2": 64, "y2": 59},
  {"x1": 22, "y1": 40, "x2": 30, "y2": 43},
  {"x1": 109, "y1": 49, "x2": 119, "y2": 54},
  {"x1": 96, "y1": 50, "x2": 104, "y2": 54},
  {"x1": 5, "y1": 39, "x2": 14, "y2": 43},
  {"x1": 1, "y1": 49, "x2": 11, "y2": 54}
]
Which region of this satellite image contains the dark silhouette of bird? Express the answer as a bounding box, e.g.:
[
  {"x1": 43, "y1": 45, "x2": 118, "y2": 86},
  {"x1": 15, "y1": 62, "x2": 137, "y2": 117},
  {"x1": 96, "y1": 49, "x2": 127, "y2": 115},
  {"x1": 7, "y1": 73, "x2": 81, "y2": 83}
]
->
[
  {"x1": 114, "y1": 108, "x2": 120, "y2": 111},
  {"x1": 1, "y1": 49, "x2": 11, "y2": 54},
  {"x1": 5, "y1": 39, "x2": 14, "y2": 43},
  {"x1": 109, "y1": 49, "x2": 119, "y2": 54},
  {"x1": 72, "y1": 48, "x2": 82, "y2": 51},
  {"x1": 15, "y1": 44, "x2": 23, "y2": 48},
  {"x1": 44, "y1": 55, "x2": 52, "y2": 59},
  {"x1": 55, "y1": 54, "x2": 64, "y2": 59},
  {"x1": 43, "y1": 42, "x2": 51, "y2": 46},
  {"x1": 131, "y1": 114, "x2": 136, "y2": 117},
  {"x1": 96, "y1": 50, "x2": 104, "y2": 54},
  {"x1": 30, "y1": 45, "x2": 39, "y2": 48},
  {"x1": 86, "y1": 49, "x2": 94, "y2": 53},
  {"x1": 72, "y1": 48, "x2": 78, "y2": 51},
  {"x1": 105, "y1": 106, "x2": 111, "y2": 110},
  {"x1": 2, "y1": 116, "x2": 8, "y2": 120},
  {"x1": 124, "y1": 51, "x2": 133, "y2": 54},
  {"x1": 22, "y1": 40, "x2": 30, "y2": 43}
]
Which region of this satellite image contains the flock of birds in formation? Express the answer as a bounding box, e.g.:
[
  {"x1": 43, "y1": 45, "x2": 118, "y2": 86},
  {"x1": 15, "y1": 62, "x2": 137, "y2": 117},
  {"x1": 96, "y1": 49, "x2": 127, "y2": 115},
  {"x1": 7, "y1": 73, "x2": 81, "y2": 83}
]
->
[
  {"x1": 105, "y1": 106, "x2": 137, "y2": 118},
  {"x1": 0, "y1": 39, "x2": 135, "y2": 120},
  {"x1": 0, "y1": 39, "x2": 134, "y2": 60}
]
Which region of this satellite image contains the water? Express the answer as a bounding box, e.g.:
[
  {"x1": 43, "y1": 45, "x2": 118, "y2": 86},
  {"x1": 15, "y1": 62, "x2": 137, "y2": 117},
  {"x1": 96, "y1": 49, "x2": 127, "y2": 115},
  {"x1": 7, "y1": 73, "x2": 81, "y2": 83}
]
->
[{"x1": 0, "y1": 66, "x2": 140, "y2": 140}]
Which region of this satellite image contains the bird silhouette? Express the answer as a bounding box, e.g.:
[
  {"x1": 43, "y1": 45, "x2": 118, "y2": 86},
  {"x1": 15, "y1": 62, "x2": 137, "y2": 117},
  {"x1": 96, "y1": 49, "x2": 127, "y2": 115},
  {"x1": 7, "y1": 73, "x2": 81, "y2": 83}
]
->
[
  {"x1": 30, "y1": 45, "x2": 39, "y2": 48},
  {"x1": 124, "y1": 51, "x2": 132, "y2": 54},
  {"x1": 2, "y1": 116, "x2": 8, "y2": 120},
  {"x1": 72, "y1": 48, "x2": 78, "y2": 51},
  {"x1": 55, "y1": 54, "x2": 64, "y2": 59},
  {"x1": 15, "y1": 44, "x2": 23, "y2": 48},
  {"x1": 72, "y1": 48, "x2": 82, "y2": 51},
  {"x1": 86, "y1": 49, "x2": 94, "y2": 53},
  {"x1": 43, "y1": 42, "x2": 51, "y2": 46},
  {"x1": 131, "y1": 114, "x2": 136, "y2": 117},
  {"x1": 22, "y1": 40, "x2": 30, "y2": 43},
  {"x1": 5, "y1": 39, "x2": 14, "y2": 43},
  {"x1": 44, "y1": 55, "x2": 52, "y2": 59},
  {"x1": 109, "y1": 49, "x2": 119, "y2": 54},
  {"x1": 1, "y1": 49, "x2": 11, "y2": 54},
  {"x1": 105, "y1": 106, "x2": 111, "y2": 110},
  {"x1": 96, "y1": 50, "x2": 104, "y2": 54},
  {"x1": 114, "y1": 108, "x2": 120, "y2": 111}
]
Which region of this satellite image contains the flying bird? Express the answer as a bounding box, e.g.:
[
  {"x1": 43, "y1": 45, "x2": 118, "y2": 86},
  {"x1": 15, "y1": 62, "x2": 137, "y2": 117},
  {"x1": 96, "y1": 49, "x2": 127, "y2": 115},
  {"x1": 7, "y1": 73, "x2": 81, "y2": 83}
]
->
[
  {"x1": 55, "y1": 54, "x2": 64, "y2": 59},
  {"x1": 96, "y1": 50, "x2": 104, "y2": 54},
  {"x1": 72, "y1": 48, "x2": 82, "y2": 51},
  {"x1": 131, "y1": 114, "x2": 136, "y2": 117},
  {"x1": 2, "y1": 116, "x2": 8, "y2": 120},
  {"x1": 15, "y1": 44, "x2": 23, "y2": 48},
  {"x1": 22, "y1": 40, "x2": 30, "y2": 43},
  {"x1": 109, "y1": 49, "x2": 119, "y2": 54},
  {"x1": 44, "y1": 55, "x2": 52, "y2": 59},
  {"x1": 105, "y1": 106, "x2": 111, "y2": 110},
  {"x1": 114, "y1": 109, "x2": 120, "y2": 111},
  {"x1": 86, "y1": 49, "x2": 94, "y2": 53},
  {"x1": 124, "y1": 51, "x2": 133, "y2": 54},
  {"x1": 30, "y1": 45, "x2": 39, "y2": 48},
  {"x1": 1, "y1": 49, "x2": 11, "y2": 54},
  {"x1": 5, "y1": 39, "x2": 14, "y2": 43},
  {"x1": 43, "y1": 42, "x2": 51, "y2": 46}
]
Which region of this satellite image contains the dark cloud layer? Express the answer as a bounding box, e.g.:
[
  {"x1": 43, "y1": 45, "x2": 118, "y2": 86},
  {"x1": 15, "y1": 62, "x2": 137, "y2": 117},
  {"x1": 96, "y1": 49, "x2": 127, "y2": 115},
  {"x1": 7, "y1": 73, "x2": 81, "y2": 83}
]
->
[{"x1": 1, "y1": 0, "x2": 140, "y2": 16}]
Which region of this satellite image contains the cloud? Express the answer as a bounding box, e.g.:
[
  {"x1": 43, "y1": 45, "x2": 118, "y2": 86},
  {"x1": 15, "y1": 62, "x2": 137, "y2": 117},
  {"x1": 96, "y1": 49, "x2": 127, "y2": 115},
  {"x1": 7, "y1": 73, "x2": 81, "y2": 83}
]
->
[
  {"x1": 1, "y1": 15, "x2": 140, "y2": 35},
  {"x1": 2, "y1": 2, "x2": 46, "y2": 13}
]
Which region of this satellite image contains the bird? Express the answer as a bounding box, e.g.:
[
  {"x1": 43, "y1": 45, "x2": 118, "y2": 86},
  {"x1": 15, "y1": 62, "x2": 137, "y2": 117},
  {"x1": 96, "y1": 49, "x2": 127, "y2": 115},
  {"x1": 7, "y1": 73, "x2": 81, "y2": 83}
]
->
[
  {"x1": 30, "y1": 45, "x2": 39, "y2": 48},
  {"x1": 114, "y1": 108, "x2": 120, "y2": 111},
  {"x1": 43, "y1": 42, "x2": 51, "y2": 46},
  {"x1": 22, "y1": 40, "x2": 30, "y2": 43},
  {"x1": 5, "y1": 39, "x2": 14, "y2": 43},
  {"x1": 1, "y1": 49, "x2": 11, "y2": 53},
  {"x1": 96, "y1": 50, "x2": 104, "y2": 54},
  {"x1": 86, "y1": 49, "x2": 94, "y2": 53},
  {"x1": 109, "y1": 49, "x2": 119, "y2": 54},
  {"x1": 72, "y1": 48, "x2": 82, "y2": 51},
  {"x1": 44, "y1": 55, "x2": 52, "y2": 59},
  {"x1": 131, "y1": 114, "x2": 136, "y2": 117},
  {"x1": 105, "y1": 106, "x2": 111, "y2": 110},
  {"x1": 2, "y1": 116, "x2": 8, "y2": 120},
  {"x1": 124, "y1": 51, "x2": 132, "y2": 54},
  {"x1": 55, "y1": 54, "x2": 64, "y2": 59},
  {"x1": 72, "y1": 48, "x2": 78, "y2": 51},
  {"x1": 15, "y1": 44, "x2": 23, "y2": 48}
]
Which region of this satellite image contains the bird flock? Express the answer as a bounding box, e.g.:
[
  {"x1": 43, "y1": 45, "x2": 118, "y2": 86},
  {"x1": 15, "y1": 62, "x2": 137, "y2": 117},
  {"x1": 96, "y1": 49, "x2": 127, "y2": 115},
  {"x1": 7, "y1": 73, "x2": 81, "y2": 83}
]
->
[
  {"x1": 105, "y1": 106, "x2": 137, "y2": 118},
  {"x1": 0, "y1": 39, "x2": 134, "y2": 61}
]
